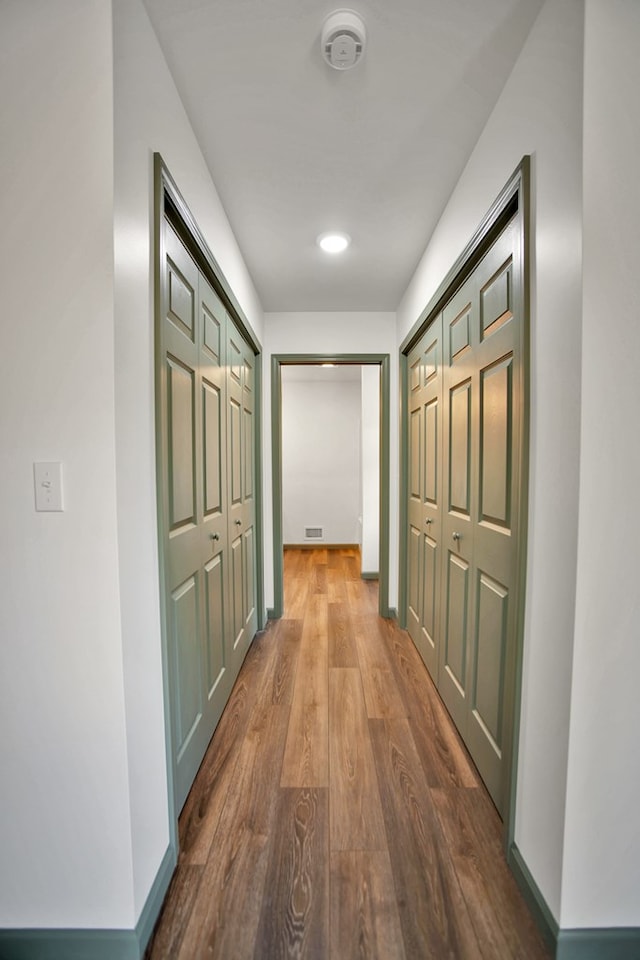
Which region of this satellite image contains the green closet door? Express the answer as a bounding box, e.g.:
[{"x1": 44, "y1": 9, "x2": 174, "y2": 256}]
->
[
  {"x1": 406, "y1": 315, "x2": 443, "y2": 680},
  {"x1": 439, "y1": 217, "x2": 522, "y2": 815},
  {"x1": 162, "y1": 221, "x2": 212, "y2": 809},
  {"x1": 226, "y1": 317, "x2": 258, "y2": 672},
  {"x1": 161, "y1": 221, "x2": 258, "y2": 812},
  {"x1": 439, "y1": 276, "x2": 476, "y2": 737},
  {"x1": 406, "y1": 215, "x2": 523, "y2": 818},
  {"x1": 198, "y1": 275, "x2": 235, "y2": 757},
  {"x1": 466, "y1": 219, "x2": 522, "y2": 814}
]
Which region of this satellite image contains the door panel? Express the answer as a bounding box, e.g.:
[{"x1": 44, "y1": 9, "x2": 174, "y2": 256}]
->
[
  {"x1": 473, "y1": 571, "x2": 508, "y2": 749},
  {"x1": 202, "y1": 298, "x2": 222, "y2": 362},
  {"x1": 226, "y1": 315, "x2": 258, "y2": 665},
  {"x1": 168, "y1": 359, "x2": 196, "y2": 528},
  {"x1": 468, "y1": 567, "x2": 509, "y2": 805},
  {"x1": 243, "y1": 407, "x2": 254, "y2": 499},
  {"x1": 440, "y1": 536, "x2": 472, "y2": 735},
  {"x1": 440, "y1": 278, "x2": 476, "y2": 731},
  {"x1": 421, "y1": 534, "x2": 438, "y2": 657},
  {"x1": 406, "y1": 215, "x2": 523, "y2": 818},
  {"x1": 480, "y1": 259, "x2": 512, "y2": 339},
  {"x1": 410, "y1": 409, "x2": 421, "y2": 500},
  {"x1": 167, "y1": 262, "x2": 196, "y2": 341},
  {"x1": 243, "y1": 524, "x2": 256, "y2": 629},
  {"x1": 163, "y1": 224, "x2": 208, "y2": 808},
  {"x1": 424, "y1": 340, "x2": 439, "y2": 383},
  {"x1": 202, "y1": 381, "x2": 222, "y2": 517},
  {"x1": 444, "y1": 552, "x2": 469, "y2": 695},
  {"x1": 449, "y1": 380, "x2": 471, "y2": 516},
  {"x1": 228, "y1": 368, "x2": 244, "y2": 657},
  {"x1": 480, "y1": 356, "x2": 512, "y2": 528},
  {"x1": 229, "y1": 398, "x2": 242, "y2": 506},
  {"x1": 468, "y1": 223, "x2": 521, "y2": 813},
  {"x1": 449, "y1": 304, "x2": 471, "y2": 359},
  {"x1": 230, "y1": 533, "x2": 243, "y2": 649},
  {"x1": 161, "y1": 220, "x2": 259, "y2": 812},
  {"x1": 198, "y1": 277, "x2": 234, "y2": 753},
  {"x1": 171, "y1": 574, "x2": 201, "y2": 760},
  {"x1": 407, "y1": 525, "x2": 421, "y2": 635},
  {"x1": 204, "y1": 553, "x2": 225, "y2": 698},
  {"x1": 228, "y1": 329, "x2": 242, "y2": 385},
  {"x1": 244, "y1": 351, "x2": 255, "y2": 397},
  {"x1": 424, "y1": 399, "x2": 438, "y2": 504},
  {"x1": 406, "y1": 316, "x2": 443, "y2": 679}
]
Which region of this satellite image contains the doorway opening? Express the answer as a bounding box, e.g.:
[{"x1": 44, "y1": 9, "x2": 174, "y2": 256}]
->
[{"x1": 271, "y1": 354, "x2": 391, "y2": 619}]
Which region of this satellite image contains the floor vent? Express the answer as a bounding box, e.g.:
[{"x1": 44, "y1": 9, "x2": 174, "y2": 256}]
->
[{"x1": 304, "y1": 526, "x2": 324, "y2": 541}]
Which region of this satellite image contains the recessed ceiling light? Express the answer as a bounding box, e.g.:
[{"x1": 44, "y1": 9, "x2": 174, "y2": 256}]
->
[
  {"x1": 321, "y1": 363, "x2": 336, "y2": 368},
  {"x1": 317, "y1": 232, "x2": 350, "y2": 254}
]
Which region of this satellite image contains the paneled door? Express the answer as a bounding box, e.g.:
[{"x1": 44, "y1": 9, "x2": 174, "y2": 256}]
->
[
  {"x1": 160, "y1": 219, "x2": 257, "y2": 811},
  {"x1": 406, "y1": 215, "x2": 524, "y2": 817},
  {"x1": 226, "y1": 317, "x2": 258, "y2": 671},
  {"x1": 406, "y1": 315, "x2": 444, "y2": 679}
]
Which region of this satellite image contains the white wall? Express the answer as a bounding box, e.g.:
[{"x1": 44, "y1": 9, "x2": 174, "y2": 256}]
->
[
  {"x1": 263, "y1": 312, "x2": 397, "y2": 611},
  {"x1": 560, "y1": 0, "x2": 640, "y2": 929},
  {"x1": 0, "y1": 0, "x2": 267, "y2": 932},
  {"x1": 113, "y1": 0, "x2": 265, "y2": 917},
  {"x1": 0, "y1": 0, "x2": 135, "y2": 927},
  {"x1": 282, "y1": 375, "x2": 361, "y2": 545},
  {"x1": 361, "y1": 367, "x2": 380, "y2": 575},
  {"x1": 396, "y1": 0, "x2": 584, "y2": 920}
]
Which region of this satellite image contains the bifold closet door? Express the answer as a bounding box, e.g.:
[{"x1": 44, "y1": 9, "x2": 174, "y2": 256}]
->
[
  {"x1": 406, "y1": 315, "x2": 444, "y2": 680},
  {"x1": 226, "y1": 318, "x2": 258, "y2": 671},
  {"x1": 406, "y1": 216, "x2": 523, "y2": 817},
  {"x1": 161, "y1": 220, "x2": 257, "y2": 811}
]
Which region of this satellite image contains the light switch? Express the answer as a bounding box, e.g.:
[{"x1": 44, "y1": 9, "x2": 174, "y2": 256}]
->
[{"x1": 34, "y1": 462, "x2": 64, "y2": 512}]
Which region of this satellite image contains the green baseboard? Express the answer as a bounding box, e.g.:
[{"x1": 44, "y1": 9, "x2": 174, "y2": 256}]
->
[
  {"x1": 283, "y1": 542, "x2": 360, "y2": 550},
  {"x1": 556, "y1": 928, "x2": 640, "y2": 959},
  {"x1": 360, "y1": 571, "x2": 379, "y2": 581},
  {"x1": 508, "y1": 842, "x2": 558, "y2": 950},
  {"x1": 134, "y1": 842, "x2": 176, "y2": 953},
  {"x1": 0, "y1": 843, "x2": 176, "y2": 960},
  {"x1": 508, "y1": 843, "x2": 640, "y2": 959},
  {"x1": 0, "y1": 929, "x2": 141, "y2": 960}
]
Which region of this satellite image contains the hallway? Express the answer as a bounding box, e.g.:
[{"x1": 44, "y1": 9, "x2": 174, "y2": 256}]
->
[{"x1": 146, "y1": 548, "x2": 550, "y2": 959}]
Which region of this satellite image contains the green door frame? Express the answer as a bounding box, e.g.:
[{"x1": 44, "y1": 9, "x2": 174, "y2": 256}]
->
[
  {"x1": 398, "y1": 157, "x2": 531, "y2": 855},
  {"x1": 153, "y1": 154, "x2": 265, "y2": 847},
  {"x1": 270, "y1": 353, "x2": 391, "y2": 620}
]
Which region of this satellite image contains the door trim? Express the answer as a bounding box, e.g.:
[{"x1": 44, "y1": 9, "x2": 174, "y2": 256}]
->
[
  {"x1": 270, "y1": 353, "x2": 391, "y2": 620},
  {"x1": 398, "y1": 156, "x2": 531, "y2": 849},
  {"x1": 153, "y1": 154, "x2": 265, "y2": 841}
]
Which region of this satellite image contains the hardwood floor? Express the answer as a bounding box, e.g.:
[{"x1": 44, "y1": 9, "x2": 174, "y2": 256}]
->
[{"x1": 146, "y1": 548, "x2": 550, "y2": 960}]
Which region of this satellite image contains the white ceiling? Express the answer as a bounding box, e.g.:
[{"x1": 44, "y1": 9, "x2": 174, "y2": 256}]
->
[{"x1": 143, "y1": 0, "x2": 543, "y2": 312}]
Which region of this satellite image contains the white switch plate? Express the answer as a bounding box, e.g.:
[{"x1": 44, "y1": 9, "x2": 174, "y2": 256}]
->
[{"x1": 34, "y1": 462, "x2": 64, "y2": 512}]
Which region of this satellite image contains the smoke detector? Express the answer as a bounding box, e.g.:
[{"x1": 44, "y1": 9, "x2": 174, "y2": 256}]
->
[{"x1": 321, "y1": 9, "x2": 366, "y2": 71}]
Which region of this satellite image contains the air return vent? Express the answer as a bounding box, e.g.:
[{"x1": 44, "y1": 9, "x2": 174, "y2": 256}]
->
[{"x1": 304, "y1": 526, "x2": 324, "y2": 541}]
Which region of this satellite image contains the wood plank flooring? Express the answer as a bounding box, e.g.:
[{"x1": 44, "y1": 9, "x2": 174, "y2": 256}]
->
[{"x1": 146, "y1": 547, "x2": 550, "y2": 960}]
